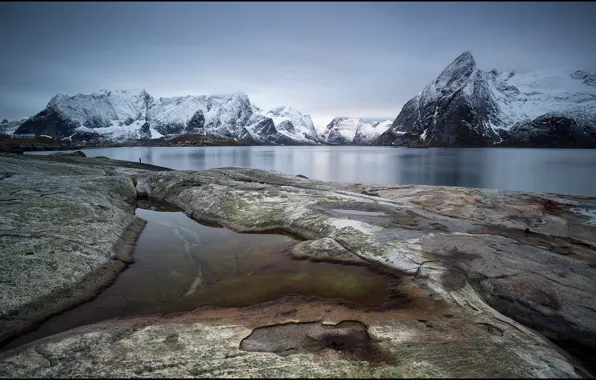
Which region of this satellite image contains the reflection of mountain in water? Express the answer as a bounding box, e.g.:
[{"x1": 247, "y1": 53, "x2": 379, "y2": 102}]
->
[{"x1": 28, "y1": 146, "x2": 596, "y2": 195}]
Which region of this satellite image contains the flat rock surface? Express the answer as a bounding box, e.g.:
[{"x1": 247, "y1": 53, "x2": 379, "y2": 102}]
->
[
  {"x1": 0, "y1": 154, "x2": 169, "y2": 344},
  {"x1": 0, "y1": 156, "x2": 595, "y2": 377},
  {"x1": 0, "y1": 296, "x2": 582, "y2": 378}
]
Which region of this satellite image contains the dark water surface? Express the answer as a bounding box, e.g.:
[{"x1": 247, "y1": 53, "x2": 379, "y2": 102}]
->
[
  {"x1": 28, "y1": 146, "x2": 596, "y2": 195},
  {"x1": 3, "y1": 200, "x2": 389, "y2": 351}
]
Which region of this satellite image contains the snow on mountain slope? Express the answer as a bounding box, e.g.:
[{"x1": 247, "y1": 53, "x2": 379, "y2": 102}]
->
[
  {"x1": 376, "y1": 51, "x2": 596, "y2": 147},
  {"x1": 265, "y1": 106, "x2": 318, "y2": 143},
  {"x1": 0, "y1": 119, "x2": 27, "y2": 135},
  {"x1": 320, "y1": 118, "x2": 361, "y2": 144},
  {"x1": 16, "y1": 90, "x2": 320, "y2": 145},
  {"x1": 353, "y1": 120, "x2": 392, "y2": 144},
  {"x1": 490, "y1": 69, "x2": 596, "y2": 128},
  {"x1": 49, "y1": 89, "x2": 150, "y2": 128},
  {"x1": 147, "y1": 95, "x2": 214, "y2": 134},
  {"x1": 320, "y1": 117, "x2": 392, "y2": 144},
  {"x1": 76, "y1": 119, "x2": 150, "y2": 141}
]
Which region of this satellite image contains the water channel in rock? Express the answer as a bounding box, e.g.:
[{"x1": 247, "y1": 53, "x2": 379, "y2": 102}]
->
[{"x1": 3, "y1": 198, "x2": 391, "y2": 351}]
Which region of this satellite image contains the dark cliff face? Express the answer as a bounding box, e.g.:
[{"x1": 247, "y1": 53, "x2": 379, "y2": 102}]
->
[
  {"x1": 16, "y1": 108, "x2": 80, "y2": 139},
  {"x1": 249, "y1": 117, "x2": 295, "y2": 145},
  {"x1": 139, "y1": 122, "x2": 152, "y2": 140},
  {"x1": 186, "y1": 110, "x2": 205, "y2": 133},
  {"x1": 152, "y1": 122, "x2": 185, "y2": 136},
  {"x1": 499, "y1": 116, "x2": 596, "y2": 148}
]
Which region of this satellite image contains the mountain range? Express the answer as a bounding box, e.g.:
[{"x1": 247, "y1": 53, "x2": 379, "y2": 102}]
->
[
  {"x1": 318, "y1": 118, "x2": 392, "y2": 145},
  {"x1": 5, "y1": 51, "x2": 596, "y2": 148},
  {"x1": 13, "y1": 91, "x2": 321, "y2": 145}
]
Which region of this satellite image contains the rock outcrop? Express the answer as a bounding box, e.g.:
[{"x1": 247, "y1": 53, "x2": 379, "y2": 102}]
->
[
  {"x1": 0, "y1": 154, "x2": 170, "y2": 345},
  {"x1": 1, "y1": 155, "x2": 595, "y2": 377}
]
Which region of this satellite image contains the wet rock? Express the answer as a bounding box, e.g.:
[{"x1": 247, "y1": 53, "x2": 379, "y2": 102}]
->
[
  {"x1": 289, "y1": 238, "x2": 367, "y2": 265},
  {"x1": 240, "y1": 321, "x2": 374, "y2": 358}
]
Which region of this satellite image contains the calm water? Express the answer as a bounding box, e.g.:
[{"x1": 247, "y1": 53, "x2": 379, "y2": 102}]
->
[
  {"x1": 3, "y1": 199, "x2": 389, "y2": 351},
  {"x1": 28, "y1": 146, "x2": 596, "y2": 195}
]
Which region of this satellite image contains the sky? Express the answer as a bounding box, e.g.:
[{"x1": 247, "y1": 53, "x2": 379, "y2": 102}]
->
[{"x1": 1, "y1": 2, "x2": 595, "y2": 128}]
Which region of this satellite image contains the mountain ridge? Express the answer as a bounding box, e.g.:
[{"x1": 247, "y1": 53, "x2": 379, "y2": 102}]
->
[
  {"x1": 15, "y1": 90, "x2": 320, "y2": 145},
  {"x1": 319, "y1": 117, "x2": 392, "y2": 145}
]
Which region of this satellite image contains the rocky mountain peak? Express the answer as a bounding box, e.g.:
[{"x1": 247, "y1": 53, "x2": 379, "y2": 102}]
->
[
  {"x1": 320, "y1": 117, "x2": 391, "y2": 145},
  {"x1": 434, "y1": 51, "x2": 477, "y2": 88},
  {"x1": 375, "y1": 51, "x2": 596, "y2": 148}
]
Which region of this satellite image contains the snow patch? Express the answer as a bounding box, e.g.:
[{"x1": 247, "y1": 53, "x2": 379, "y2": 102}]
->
[{"x1": 149, "y1": 126, "x2": 163, "y2": 139}]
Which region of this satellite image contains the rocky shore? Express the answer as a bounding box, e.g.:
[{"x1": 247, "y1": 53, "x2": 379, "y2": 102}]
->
[{"x1": 0, "y1": 153, "x2": 595, "y2": 378}]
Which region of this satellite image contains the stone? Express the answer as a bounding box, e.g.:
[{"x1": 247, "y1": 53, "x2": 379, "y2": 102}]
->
[
  {"x1": 49, "y1": 150, "x2": 86, "y2": 157},
  {"x1": 0, "y1": 154, "x2": 170, "y2": 344}
]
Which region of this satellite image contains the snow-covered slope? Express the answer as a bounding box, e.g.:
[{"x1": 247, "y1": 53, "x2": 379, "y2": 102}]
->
[
  {"x1": 376, "y1": 51, "x2": 596, "y2": 147},
  {"x1": 0, "y1": 119, "x2": 27, "y2": 135},
  {"x1": 264, "y1": 106, "x2": 319, "y2": 143},
  {"x1": 16, "y1": 90, "x2": 320, "y2": 145},
  {"x1": 320, "y1": 117, "x2": 392, "y2": 145},
  {"x1": 353, "y1": 120, "x2": 392, "y2": 144}
]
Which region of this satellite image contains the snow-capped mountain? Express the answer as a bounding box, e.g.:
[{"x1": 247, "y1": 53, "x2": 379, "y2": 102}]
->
[
  {"x1": 375, "y1": 51, "x2": 596, "y2": 148},
  {"x1": 0, "y1": 118, "x2": 27, "y2": 135},
  {"x1": 320, "y1": 117, "x2": 392, "y2": 145},
  {"x1": 264, "y1": 106, "x2": 319, "y2": 143},
  {"x1": 353, "y1": 120, "x2": 393, "y2": 144},
  {"x1": 15, "y1": 90, "x2": 320, "y2": 145}
]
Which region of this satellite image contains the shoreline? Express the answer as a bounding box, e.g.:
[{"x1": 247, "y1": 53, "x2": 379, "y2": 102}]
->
[{"x1": 4, "y1": 137, "x2": 596, "y2": 155}]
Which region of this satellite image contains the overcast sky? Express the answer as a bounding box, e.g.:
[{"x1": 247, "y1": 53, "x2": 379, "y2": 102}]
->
[{"x1": 1, "y1": 2, "x2": 595, "y2": 127}]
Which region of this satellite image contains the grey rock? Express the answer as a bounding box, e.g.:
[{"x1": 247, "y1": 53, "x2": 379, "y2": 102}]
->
[
  {"x1": 0, "y1": 154, "x2": 169, "y2": 344},
  {"x1": 49, "y1": 150, "x2": 86, "y2": 157},
  {"x1": 136, "y1": 167, "x2": 596, "y2": 356}
]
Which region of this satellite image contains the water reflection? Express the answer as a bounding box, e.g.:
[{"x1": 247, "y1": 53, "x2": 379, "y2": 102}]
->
[
  {"x1": 3, "y1": 200, "x2": 389, "y2": 351},
  {"x1": 28, "y1": 146, "x2": 596, "y2": 195}
]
